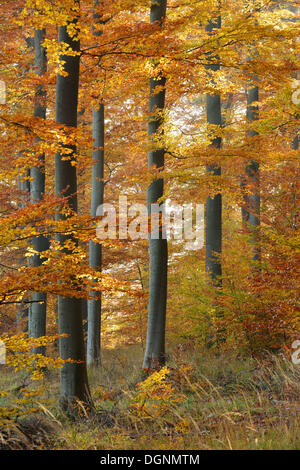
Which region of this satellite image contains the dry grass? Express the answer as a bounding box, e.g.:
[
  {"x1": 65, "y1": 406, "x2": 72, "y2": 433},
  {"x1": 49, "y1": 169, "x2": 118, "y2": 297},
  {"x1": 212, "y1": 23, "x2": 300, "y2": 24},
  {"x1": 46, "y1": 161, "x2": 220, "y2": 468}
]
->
[{"x1": 1, "y1": 345, "x2": 299, "y2": 450}]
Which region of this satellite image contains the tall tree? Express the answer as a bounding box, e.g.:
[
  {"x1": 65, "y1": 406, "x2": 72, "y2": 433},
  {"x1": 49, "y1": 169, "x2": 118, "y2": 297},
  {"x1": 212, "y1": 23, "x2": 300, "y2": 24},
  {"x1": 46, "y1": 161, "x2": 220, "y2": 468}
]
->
[
  {"x1": 17, "y1": 172, "x2": 30, "y2": 333},
  {"x1": 87, "y1": 0, "x2": 105, "y2": 368},
  {"x1": 205, "y1": 15, "x2": 222, "y2": 285},
  {"x1": 289, "y1": 3, "x2": 299, "y2": 153},
  {"x1": 143, "y1": 0, "x2": 168, "y2": 370},
  {"x1": 55, "y1": 3, "x2": 91, "y2": 408},
  {"x1": 30, "y1": 28, "x2": 49, "y2": 355},
  {"x1": 16, "y1": 36, "x2": 34, "y2": 334},
  {"x1": 242, "y1": 2, "x2": 263, "y2": 264},
  {"x1": 244, "y1": 83, "x2": 260, "y2": 263}
]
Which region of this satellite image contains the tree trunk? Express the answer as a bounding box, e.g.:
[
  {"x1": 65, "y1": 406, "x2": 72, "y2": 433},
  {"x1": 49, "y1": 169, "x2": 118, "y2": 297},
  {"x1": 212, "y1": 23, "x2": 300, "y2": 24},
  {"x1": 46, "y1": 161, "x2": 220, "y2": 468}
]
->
[
  {"x1": 87, "y1": 103, "x2": 104, "y2": 367},
  {"x1": 16, "y1": 37, "x2": 34, "y2": 333},
  {"x1": 17, "y1": 172, "x2": 30, "y2": 333},
  {"x1": 143, "y1": 0, "x2": 168, "y2": 370},
  {"x1": 30, "y1": 28, "x2": 49, "y2": 355},
  {"x1": 244, "y1": 85, "x2": 261, "y2": 263},
  {"x1": 205, "y1": 16, "x2": 222, "y2": 285},
  {"x1": 55, "y1": 9, "x2": 91, "y2": 409},
  {"x1": 87, "y1": 0, "x2": 105, "y2": 368}
]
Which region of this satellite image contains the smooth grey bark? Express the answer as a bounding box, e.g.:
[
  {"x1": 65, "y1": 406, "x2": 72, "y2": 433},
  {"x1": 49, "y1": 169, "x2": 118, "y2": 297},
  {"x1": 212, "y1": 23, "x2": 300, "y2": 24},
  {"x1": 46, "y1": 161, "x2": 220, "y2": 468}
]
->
[
  {"x1": 55, "y1": 13, "x2": 91, "y2": 408},
  {"x1": 244, "y1": 85, "x2": 261, "y2": 263},
  {"x1": 16, "y1": 38, "x2": 34, "y2": 333},
  {"x1": 87, "y1": 103, "x2": 104, "y2": 367},
  {"x1": 30, "y1": 28, "x2": 49, "y2": 355},
  {"x1": 87, "y1": 0, "x2": 105, "y2": 368},
  {"x1": 292, "y1": 132, "x2": 299, "y2": 151},
  {"x1": 17, "y1": 173, "x2": 31, "y2": 333},
  {"x1": 143, "y1": 0, "x2": 168, "y2": 370},
  {"x1": 205, "y1": 16, "x2": 222, "y2": 285}
]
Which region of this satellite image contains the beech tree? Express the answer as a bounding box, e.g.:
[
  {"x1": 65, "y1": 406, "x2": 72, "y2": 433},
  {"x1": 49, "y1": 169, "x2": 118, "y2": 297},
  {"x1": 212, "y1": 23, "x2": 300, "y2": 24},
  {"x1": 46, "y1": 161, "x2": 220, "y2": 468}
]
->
[
  {"x1": 143, "y1": 0, "x2": 168, "y2": 370},
  {"x1": 205, "y1": 15, "x2": 222, "y2": 285},
  {"x1": 55, "y1": 5, "x2": 91, "y2": 407},
  {"x1": 87, "y1": 0, "x2": 105, "y2": 368},
  {"x1": 30, "y1": 28, "x2": 49, "y2": 355},
  {"x1": 245, "y1": 82, "x2": 261, "y2": 263},
  {"x1": 17, "y1": 172, "x2": 30, "y2": 334}
]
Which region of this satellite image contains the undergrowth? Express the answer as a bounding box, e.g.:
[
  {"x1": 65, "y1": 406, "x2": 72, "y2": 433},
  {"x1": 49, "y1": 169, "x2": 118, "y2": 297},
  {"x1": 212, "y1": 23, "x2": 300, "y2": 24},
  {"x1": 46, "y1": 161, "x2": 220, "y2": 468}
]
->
[{"x1": 0, "y1": 345, "x2": 299, "y2": 450}]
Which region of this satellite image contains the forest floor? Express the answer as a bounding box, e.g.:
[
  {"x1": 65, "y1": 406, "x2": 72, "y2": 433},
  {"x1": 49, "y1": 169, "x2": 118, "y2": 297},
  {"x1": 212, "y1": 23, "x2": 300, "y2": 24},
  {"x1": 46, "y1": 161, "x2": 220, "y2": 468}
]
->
[{"x1": 0, "y1": 345, "x2": 299, "y2": 450}]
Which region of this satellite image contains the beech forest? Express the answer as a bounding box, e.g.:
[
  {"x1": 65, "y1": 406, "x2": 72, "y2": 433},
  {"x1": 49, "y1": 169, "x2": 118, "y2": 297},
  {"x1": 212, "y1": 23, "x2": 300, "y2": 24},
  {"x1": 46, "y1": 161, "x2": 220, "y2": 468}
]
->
[{"x1": 0, "y1": 0, "x2": 299, "y2": 452}]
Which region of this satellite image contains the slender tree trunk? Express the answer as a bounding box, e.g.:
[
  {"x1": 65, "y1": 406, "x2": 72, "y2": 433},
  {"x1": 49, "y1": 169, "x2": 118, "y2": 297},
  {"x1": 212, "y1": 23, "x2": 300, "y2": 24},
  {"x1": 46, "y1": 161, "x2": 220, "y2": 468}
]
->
[
  {"x1": 204, "y1": 15, "x2": 225, "y2": 346},
  {"x1": 245, "y1": 85, "x2": 260, "y2": 263},
  {"x1": 30, "y1": 28, "x2": 49, "y2": 355},
  {"x1": 17, "y1": 172, "x2": 30, "y2": 333},
  {"x1": 87, "y1": 0, "x2": 105, "y2": 368},
  {"x1": 87, "y1": 103, "x2": 104, "y2": 367},
  {"x1": 205, "y1": 16, "x2": 222, "y2": 285},
  {"x1": 143, "y1": 0, "x2": 168, "y2": 370},
  {"x1": 241, "y1": 2, "x2": 261, "y2": 261},
  {"x1": 16, "y1": 37, "x2": 34, "y2": 333},
  {"x1": 55, "y1": 8, "x2": 91, "y2": 409}
]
